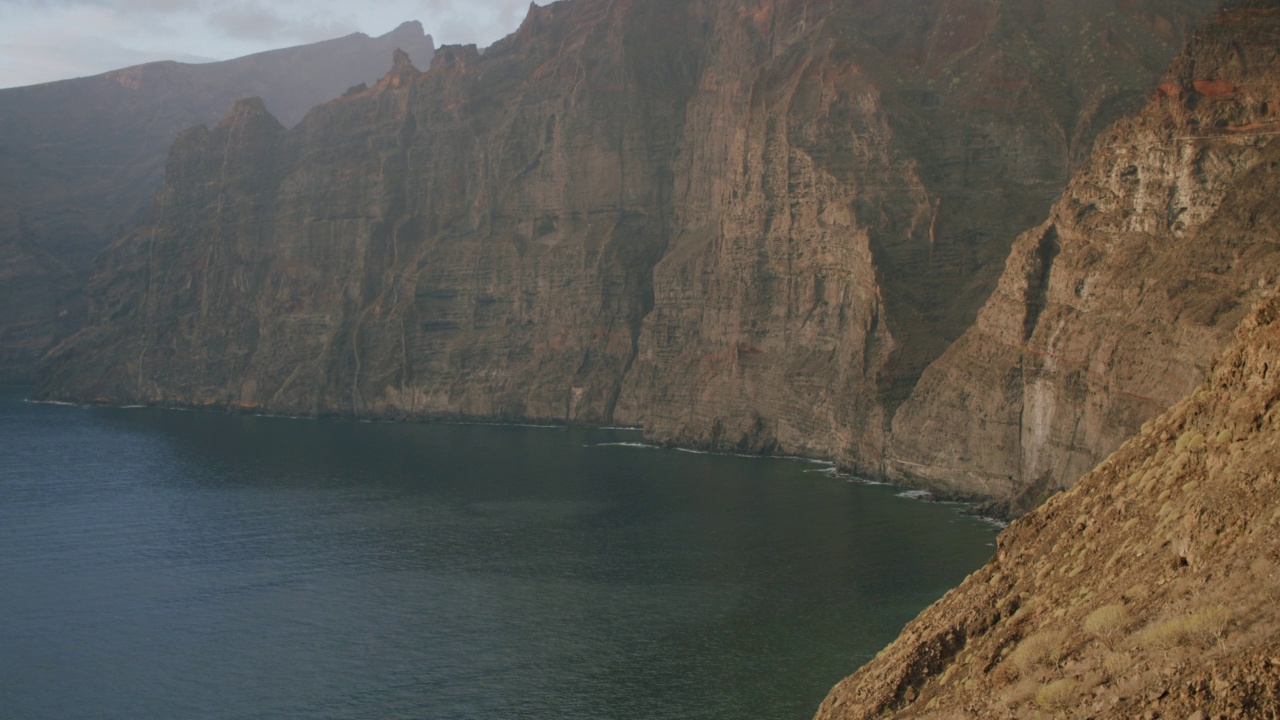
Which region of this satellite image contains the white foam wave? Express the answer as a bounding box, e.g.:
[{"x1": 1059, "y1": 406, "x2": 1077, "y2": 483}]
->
[{"x1": 895, "y1": 489, "x2": 935, "y2": 501}]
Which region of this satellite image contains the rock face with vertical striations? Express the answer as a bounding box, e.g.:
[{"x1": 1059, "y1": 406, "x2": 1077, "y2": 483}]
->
[
  {"x1": 36, "y1": 0, "x2": 1219, "y2": 499},
  {"x1": 37, "y1": 2, "x2": 707, "y2": 419},
  {"x1": 617, "y1": 0, "x2": 1219, "y2": 467},
  {"x1": 888, "y1": 3, "x2": 1280, "y2": 515},
  {"x1": 0, "y1": 22, "x2": 434, "y2": 382}
]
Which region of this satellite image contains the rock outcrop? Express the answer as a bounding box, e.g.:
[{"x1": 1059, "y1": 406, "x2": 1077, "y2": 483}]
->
[
  {"x1": 36, "y1": 0, "x2": 1214, "y2": 481},
  {"x1": 0, "y1": 22, "x2": 434, "y2": 382},
  {"x1": 888, "y1": 4, "x2": 1280, "y2": 514},
  {"x1": 814, "y1": 288, "x2": 1280, "y2": 720}
]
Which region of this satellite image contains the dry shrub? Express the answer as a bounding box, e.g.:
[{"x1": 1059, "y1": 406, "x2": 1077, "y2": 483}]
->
[
  {"x1": 1008, "y1": 629, "x2": 1068, "y2": 675},
  {"x1": 1000, "y1": 677, "x2": 1040, "y2": 710},
  {"x1": 1035, "y1": 678, "x2": 1080, "y2": 712},
  {"x1": 1083, "y1": 604, "x2": 1130, "y2": 647},
  {"x1": 1102, "y1": 651, "x2": 1132, "y2": 679},
  {"x1": 1176, "y1": 430, "x2": 1205, "y2": 454},
  {"x1": 1136, "y1": 606, "x2": 1231, "y2": 652},
  {"x1": 1186, "y1": 606, "x2": 1231, "y2": 648}
]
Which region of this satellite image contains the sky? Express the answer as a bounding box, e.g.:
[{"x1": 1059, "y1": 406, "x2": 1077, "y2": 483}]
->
[{"x1": 0, "y1": 0, "x2": 538, "y2": 89}]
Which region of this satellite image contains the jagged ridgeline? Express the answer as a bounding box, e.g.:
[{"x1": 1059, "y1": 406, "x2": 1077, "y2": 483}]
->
[
  {"x1": 38, "y1": 0, "x2": 1219, "y2": 506},
  {"x1": 0, "y1": 22, "x2": 435, "y2": 384}
]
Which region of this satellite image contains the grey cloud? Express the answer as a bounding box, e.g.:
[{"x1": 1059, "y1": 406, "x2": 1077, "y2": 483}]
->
[
  {"x1": 416, "y1": 0, "x2": 532, "y2": 47},
  {"x1": 119, "y1": 0, "x2": 200, "y2": 13},
  {"x1": 0, "y1": 33, "x2": 213, "y2": 87},
  {"x1": 208, "y1": 2, "x2": 287, "y2": 41},
  {"x1": 206, "y1": 1, "x2": 356, "y2": 43}
]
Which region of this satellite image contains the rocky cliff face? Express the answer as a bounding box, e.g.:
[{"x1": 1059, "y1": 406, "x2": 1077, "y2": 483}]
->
[
  {"x1": 814, "y1": 287, "x2": 1280, "y2": 720},
  {"x1": 36, "y1": 0, "x2": 1213, "y2": 471},
  {"x1": 889, "y1": 4, "x2": 1280, "y2": 513},
  {"x1": 38, "y1": 2, "x2": 706, "y2": 419},
  {"x1": 0, "y1": 22, "x2": 433, "y2": 382},
  {"x1": 619, "y1": 0, "x2": 1219, "y2": 467}
]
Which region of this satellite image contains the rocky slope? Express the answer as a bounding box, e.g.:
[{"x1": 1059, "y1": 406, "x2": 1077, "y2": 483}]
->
[
  {"x1": 0, "y1": 22, "x2": 434, "y2": 382},
  {"x1": 888, "y1": 3, "x2": 1280, "y2": 514},
  {"x1": 36, "y1": 0, "x2": 1213, "y2": 475},
  {"x1": 814, "y1": 288, "x2": 1280, "y2": 720}
]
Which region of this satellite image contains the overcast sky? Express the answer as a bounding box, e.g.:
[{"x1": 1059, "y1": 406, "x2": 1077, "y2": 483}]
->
[{"x1": 0, "y1": 0, "x2": 537, "y2": 89}]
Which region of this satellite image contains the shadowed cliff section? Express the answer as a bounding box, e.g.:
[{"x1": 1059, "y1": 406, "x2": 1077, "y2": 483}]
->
[
  {"x1": 889, "y1": 4, "x2": 1280, "y2": 515},
  {"x1": 37, "y1": 0, "x2": 707, "y2": 421},
  {"x1": 0, "y1": 22, "x2": 434, "y2": 382},
  {"x1": 36, "y1": 0, "x2": 1215, "y2": 482}
]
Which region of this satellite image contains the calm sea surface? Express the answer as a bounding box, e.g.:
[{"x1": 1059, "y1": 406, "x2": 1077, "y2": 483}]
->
[{"x1": 0, "y1": 387, "x2": 996, "y2": 719}]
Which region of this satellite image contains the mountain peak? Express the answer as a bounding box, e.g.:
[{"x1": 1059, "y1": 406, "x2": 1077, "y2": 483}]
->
[
  {"x1": 216, "y1": 96, "x2": 275, "y2": 128},
  {"x1": 372, "y1": 48, "x2": 421, "y2": 91},
  {"x1": 389, "y1": 20, "x2": 424, "y2": 36}
]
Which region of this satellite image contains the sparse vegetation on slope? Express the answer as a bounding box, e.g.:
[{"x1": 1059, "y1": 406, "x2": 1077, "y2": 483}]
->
[{"x1": 813, "y1": 289, "x2": 1280, "y2": 719}]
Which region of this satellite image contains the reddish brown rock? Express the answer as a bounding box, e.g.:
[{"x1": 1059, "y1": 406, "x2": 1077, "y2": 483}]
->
[{"x1": 888, "y1": 5, "x2": 1280, "y2": 514}]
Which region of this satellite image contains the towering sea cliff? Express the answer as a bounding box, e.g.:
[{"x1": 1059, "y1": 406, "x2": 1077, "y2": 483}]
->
[
  {"x1": 889, "y1": 4, "x2": 1280, "y2": 513},
  {"x1": 0, "y1": 22, "x2": 434, "y2": 382},
  {"x1": 36, "y1": 0, "x2": 1215, "y2": 495}
]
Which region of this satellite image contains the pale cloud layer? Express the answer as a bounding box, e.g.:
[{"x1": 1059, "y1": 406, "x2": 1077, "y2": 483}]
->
[{"x1": 0, "y1": 0, "x2": 534, "y2": 88}]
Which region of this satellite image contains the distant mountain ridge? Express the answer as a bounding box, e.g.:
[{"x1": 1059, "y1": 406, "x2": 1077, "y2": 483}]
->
[{"x1": 0, "y1": 21, "x2": 434, "y2": 382}]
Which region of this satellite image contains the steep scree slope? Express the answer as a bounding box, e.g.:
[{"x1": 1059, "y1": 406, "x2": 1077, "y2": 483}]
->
[{"x1": 814, "y1": 289, "x2": 1280, "y2": 719}]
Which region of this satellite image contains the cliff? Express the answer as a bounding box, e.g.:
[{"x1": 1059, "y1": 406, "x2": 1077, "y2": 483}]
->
[
  {"x1": 619, "y1": 0, "x2": 1220, "y2": 468},
  {"x1": 35, "y1": 0, "x2": 1214, "y2": 473},
  {"x1": 37, "y1": 2, "x2": 705, "y2": 417},
  {"x1": 889, "y1": 4, "x2": 1280, "y2": 514},
  {"x1": 0, "y1": 22, "x2": 434, "y2": 382},
  {"x1": 814, "y1": 287, "x2": 1280, "y2": 719}
]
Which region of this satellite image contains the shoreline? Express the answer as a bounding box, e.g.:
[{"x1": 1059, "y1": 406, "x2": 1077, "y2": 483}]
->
[{"x1": 19, "y1": 387, "x2": 1009, "y2": 528}]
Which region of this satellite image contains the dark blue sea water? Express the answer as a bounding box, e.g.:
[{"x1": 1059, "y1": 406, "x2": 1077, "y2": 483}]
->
[{"x1": 0, "y1": 387, "x2": 996, "y2": 719}]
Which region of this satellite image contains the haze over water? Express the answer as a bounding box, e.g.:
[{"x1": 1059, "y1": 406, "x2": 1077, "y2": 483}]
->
[{"x1": 0, "y1": 387, "x2": 995, "y2": 719}]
